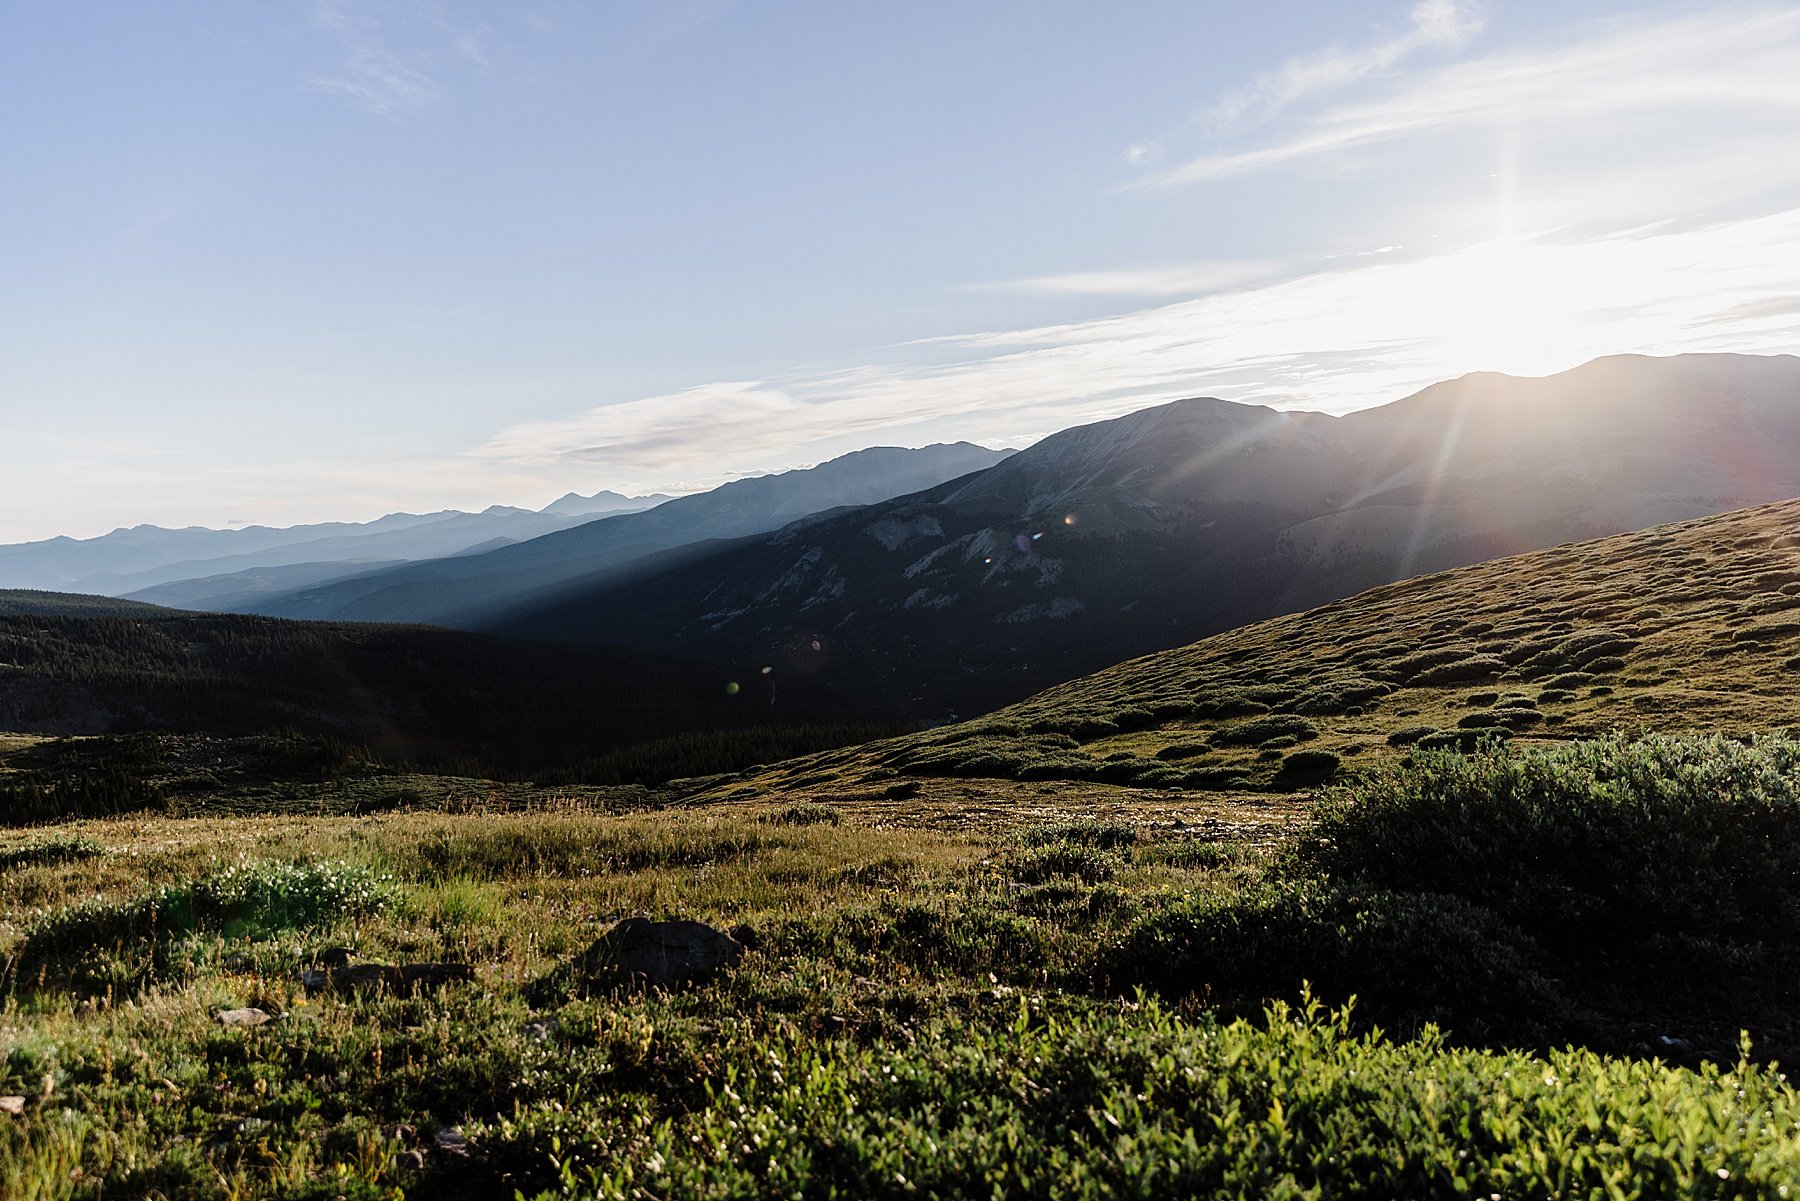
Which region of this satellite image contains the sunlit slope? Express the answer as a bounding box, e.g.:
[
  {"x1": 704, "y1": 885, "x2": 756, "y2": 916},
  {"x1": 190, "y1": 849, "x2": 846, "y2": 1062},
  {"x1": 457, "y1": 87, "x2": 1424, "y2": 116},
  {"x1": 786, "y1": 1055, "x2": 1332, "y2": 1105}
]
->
[{"x1": 718, "y1": 495, "x2": 1800, "y2": 800}]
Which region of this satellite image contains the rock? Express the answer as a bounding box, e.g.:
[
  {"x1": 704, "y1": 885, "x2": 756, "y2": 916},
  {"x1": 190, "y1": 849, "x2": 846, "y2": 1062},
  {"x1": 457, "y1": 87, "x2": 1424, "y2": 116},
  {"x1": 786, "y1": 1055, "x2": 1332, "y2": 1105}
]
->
[
  {"x1": 576, "y1": 917, "x2": 744, "y2": 988},
  {"x1": 397, "y1": 1149, "x2": 427, "y2": 1172},
  {"x1": 0, "y1": 1096, "x2": 24, "y2": 1116},
  {"x1": 521, "y1": 1016, "x2": 561, "y2": 1042},
  {"x1": 216, "y1": 1007, "x2": 275, "y2": 1029}
]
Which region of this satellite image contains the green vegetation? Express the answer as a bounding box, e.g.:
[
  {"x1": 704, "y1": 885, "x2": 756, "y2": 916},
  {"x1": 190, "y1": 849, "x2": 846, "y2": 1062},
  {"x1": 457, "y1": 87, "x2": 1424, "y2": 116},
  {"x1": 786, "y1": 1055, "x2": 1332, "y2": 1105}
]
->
[{"x1": 5, "y1": 733, "x2": 1800, "y2": 1194}]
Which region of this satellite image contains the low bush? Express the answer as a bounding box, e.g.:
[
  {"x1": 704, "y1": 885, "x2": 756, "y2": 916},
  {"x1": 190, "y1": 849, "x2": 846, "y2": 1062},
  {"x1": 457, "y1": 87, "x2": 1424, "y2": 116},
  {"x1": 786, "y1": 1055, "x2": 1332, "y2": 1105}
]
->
[
  {"x1": 1415, "y1": 727, "x2": 1513, "y2": 751},
  {"x1": 9, "y1": 859, "x2": 394, "y2": 994},
  {"x1": 1022, "y1": 820, "x2": 1136, "y2": 850},
  {"x1": 758, "y1": 802, "x2": 842, "y2": 826},
  {"x1": 1305, "y1": 735, "x2": 1800, "y2": 945},
  {"x1": 0, "y1": 834, "x2": 105, "y2": 872},
  {"x1": 1109, "y1": 882, "x2": 1569, "y2": 1043},
  {"x1": 1008, "y1": 843, "x2": 1120, "y2": 885}
]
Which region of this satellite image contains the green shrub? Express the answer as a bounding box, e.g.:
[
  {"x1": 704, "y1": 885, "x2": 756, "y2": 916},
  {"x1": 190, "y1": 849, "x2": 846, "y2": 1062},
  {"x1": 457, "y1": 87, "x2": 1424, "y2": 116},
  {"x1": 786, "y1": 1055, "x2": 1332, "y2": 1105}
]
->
[
  {"x1": 1292, "y1": 677, "x2": 1388, "y2": 715},
  {"x1": 0, "y1": 834, "x2": 105, "y2": 872},
  {"x1": 1456, "y1": 708, "x2": 1541, "y2": 730},
  {"x1": 1415, "y1": 727, "x2": 1513, "y2": 751},
  {"x1": 759, "y1": 802, "x2": 842, "y2": 826},
  {"x1": 1008, "y1": 844, "x2": 1120, "y2": 885},
  {"x1": 1306, "y1": 735, "x2": 1800, "y2": 949},
  {"x1": 1108, "y1": 882, "x2": 1567, "y2": 1042},
  {"x1": 9, "y1": 859, "x2": 394, "y2": 994}
]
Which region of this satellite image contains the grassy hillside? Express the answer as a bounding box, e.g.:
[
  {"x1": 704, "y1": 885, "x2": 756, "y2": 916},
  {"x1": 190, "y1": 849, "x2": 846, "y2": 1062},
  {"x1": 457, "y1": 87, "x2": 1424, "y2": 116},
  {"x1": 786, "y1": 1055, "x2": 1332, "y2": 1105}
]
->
[{"x1": 718, "y1": 494, "x2": 1800, "y2": 799}]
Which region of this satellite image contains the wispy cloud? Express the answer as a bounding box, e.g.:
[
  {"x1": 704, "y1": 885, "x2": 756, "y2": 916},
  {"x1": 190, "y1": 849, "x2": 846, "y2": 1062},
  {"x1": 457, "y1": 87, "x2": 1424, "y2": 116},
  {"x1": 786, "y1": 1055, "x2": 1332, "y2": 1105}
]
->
[
  {"x1": 1207, "y1": 0, "x2": 1484, "y2": 131},
  {"x1": 1144, "y1": 5, "x2": 1800, "y2": 185},
  {"x1": 307, "y1": 1, "x2": 490, "y2": 118},
  {"x1": 476, "y1": 382, "x2": 810, "y2": 470},
  {"x1": 957, "y1": 259, "x2": 1284, "y2": 299},
  {"x1": 474, "y1": 212, "x2": 1800, "y2": 488}
]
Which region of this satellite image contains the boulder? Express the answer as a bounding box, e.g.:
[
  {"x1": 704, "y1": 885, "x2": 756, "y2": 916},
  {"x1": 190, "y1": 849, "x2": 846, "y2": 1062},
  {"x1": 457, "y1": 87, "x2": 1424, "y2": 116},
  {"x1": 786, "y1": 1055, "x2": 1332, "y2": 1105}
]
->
[{"x1": 575, "y1": 917, "x2": 744, "y2": 988}]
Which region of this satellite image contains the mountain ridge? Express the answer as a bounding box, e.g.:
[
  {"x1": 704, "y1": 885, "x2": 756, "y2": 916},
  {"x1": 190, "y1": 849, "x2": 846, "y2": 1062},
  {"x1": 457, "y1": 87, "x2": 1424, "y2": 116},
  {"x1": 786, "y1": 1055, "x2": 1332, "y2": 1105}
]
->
[
  {"x1": 237, "y1": 441, "x2": 1015, "y2": 626},
  {"x1": 485, "y1": 353, "x2": 1800, "y2": 721}
]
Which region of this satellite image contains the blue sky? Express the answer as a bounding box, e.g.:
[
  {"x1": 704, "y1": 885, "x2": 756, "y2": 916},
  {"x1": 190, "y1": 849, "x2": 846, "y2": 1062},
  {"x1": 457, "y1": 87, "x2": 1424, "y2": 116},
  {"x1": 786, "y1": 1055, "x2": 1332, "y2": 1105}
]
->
[{"x1": 4, "y1": 1, "x2": 1799, "y2": 541}]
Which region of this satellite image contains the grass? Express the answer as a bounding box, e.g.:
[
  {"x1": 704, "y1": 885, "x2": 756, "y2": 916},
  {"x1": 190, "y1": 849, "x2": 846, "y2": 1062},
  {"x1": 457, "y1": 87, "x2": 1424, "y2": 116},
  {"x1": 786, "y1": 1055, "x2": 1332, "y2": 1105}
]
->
[{"x1": 4, "y1": 734, "x2": 1800, "y2": 1193}]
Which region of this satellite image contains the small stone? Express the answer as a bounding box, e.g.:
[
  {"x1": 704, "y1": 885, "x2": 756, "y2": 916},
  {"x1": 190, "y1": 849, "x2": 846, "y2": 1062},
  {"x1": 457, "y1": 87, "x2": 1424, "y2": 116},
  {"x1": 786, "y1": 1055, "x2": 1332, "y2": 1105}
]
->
[
  {"x1": 216, "y1": 1007, "x2": 274, "y2": 1029},
  {"x1": 0, "y1": 1096, "x2": 24, "y2": 1116}
]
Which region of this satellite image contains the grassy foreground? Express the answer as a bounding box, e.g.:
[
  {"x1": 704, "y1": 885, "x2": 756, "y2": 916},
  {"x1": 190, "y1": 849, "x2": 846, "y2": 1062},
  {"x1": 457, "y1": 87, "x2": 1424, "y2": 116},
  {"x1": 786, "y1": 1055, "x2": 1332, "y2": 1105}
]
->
[{"x1": 7, "y1": 736, "x2": 1800, "y2": 1197}]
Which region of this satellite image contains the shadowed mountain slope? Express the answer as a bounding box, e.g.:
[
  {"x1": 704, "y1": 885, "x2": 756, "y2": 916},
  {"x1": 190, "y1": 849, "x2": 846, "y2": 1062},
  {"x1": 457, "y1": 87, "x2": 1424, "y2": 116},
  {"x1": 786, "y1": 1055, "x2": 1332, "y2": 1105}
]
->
[
  {"x1": 707, "y1": 493, "x2": 1800, "y2": 804},
  {"x1": 488, "y1": 353, "x2": 1800, "y2": 721},
  {"x1": 0, "y1": 591, "x2": 851, "y2": 777},
  {"x1": 241, "y1": 442, "x2": 1013, "y2": 626}
]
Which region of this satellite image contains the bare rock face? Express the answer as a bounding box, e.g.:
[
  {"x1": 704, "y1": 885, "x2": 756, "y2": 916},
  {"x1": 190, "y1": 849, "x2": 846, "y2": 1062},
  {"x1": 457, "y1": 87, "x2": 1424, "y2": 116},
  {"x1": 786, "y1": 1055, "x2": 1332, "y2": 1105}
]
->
[{"x1": 576, "y1": 917, "x2": 744, "y2": 988}]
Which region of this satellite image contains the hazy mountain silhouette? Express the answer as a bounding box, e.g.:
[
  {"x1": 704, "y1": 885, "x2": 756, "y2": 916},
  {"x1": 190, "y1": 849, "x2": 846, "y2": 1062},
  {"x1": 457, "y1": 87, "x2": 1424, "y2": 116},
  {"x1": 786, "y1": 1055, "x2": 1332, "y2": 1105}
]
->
[
  {"x1": 0, "y1": 491, "x2": 668, "y2": 599},
  {"x1": 482, "y1": 353, "x2": 1800, "y2": 720},
  {"x1": 541, "y1": 489, "x2": 673, "y2": 517},
  {"x1": 237, "y1": 443, "x2": 1015, "y2": 626}
]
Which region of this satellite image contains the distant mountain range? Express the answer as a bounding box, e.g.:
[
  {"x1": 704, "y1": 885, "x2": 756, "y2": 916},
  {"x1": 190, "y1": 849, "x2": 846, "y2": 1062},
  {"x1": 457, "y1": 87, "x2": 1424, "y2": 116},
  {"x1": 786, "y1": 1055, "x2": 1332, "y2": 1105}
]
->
[
  {"x1": 0, "y1": 491, "x2": 671, "y2": 601},
  {"x1": 222, "y1": 442, "x2": 1014, "y2": 625},
  {"x1": 477, "y1": 353, "x2": 1800, "y2": 720}
]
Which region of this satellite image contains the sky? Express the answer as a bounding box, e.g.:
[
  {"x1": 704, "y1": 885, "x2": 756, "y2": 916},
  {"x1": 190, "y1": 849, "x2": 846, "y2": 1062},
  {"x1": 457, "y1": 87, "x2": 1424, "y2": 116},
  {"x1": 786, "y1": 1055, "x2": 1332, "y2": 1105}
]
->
[{"x1": 3, "y1": 0, "x2": 1799, "y2": 542}]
